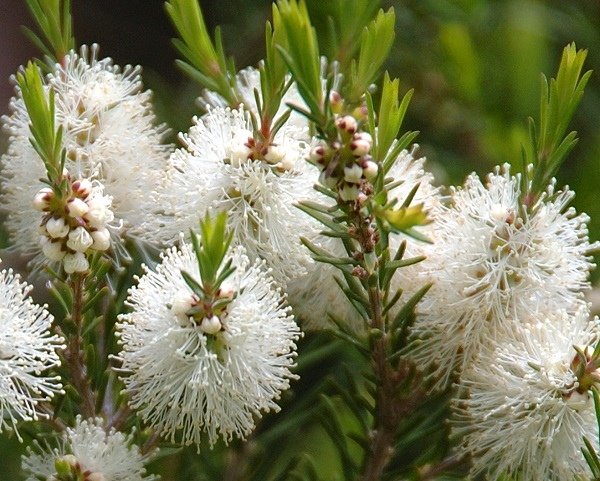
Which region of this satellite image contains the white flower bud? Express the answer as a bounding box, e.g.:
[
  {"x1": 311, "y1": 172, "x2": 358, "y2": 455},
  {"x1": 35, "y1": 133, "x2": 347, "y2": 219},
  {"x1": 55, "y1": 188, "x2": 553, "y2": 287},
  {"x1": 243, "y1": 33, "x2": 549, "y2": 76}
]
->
[
  {"x1": 335, "y1": 115, "x2": 357, "y2": 134},
  {"x1": 490, "y1": 203, "x2": 509, "y2": 222},
  {"x1": 354, "y1": 132, "x2": 373, "y2": 144},
  {"x1": 344, "y1": 163, "x2": 364, "y2": 184},
  {"x1": 85, "y1": 198, "x2": 113, "y2": 229},
  {"x1": 63, "y1": 252, "x2": 89, "y2": 274},
  {"x1": 85, "y1": 472, "x2": 106, "y2": 481},
  {"x1": 566, "y1": 390, "x2": 591, "y2": 411},
  {"x1": 170, "y1": 293, "x2": 194, "y2": 318},
  {"x1": 40, "y1": 236, "x2": 66, "y2": 262},
  {"x1": 228, "y1": 129, "x2": 253, "y2": 167},
  {"x1": 264, "y1": 144, "x2": 285, "y2": 164},
  {"x1": 72, "y1": 178, "x2": 93, "y2": 198},
  {"x1": 90, "y1": 228, "x2": 111, "y2": 251},
  {"x1": 33, "y1": 187, "x2": 53, "y2": 211},
  {"x1": 87, "y1": 472, "x2": 106, "y2": 481},
  {"x1": 351, "y1": 138, "x2": 371, "y2": 157},
  {"x1": 276, "y1": 154, "x2": 295, "y2": 172},
  {"x1": 339, "y1": 183, "x2": 359, "y2": 201},
  {"x1": 46, "y1": 217, "x2": 70, "y2": 239},
  {"x1": 60, "y1": 454, "x2": 78, "y2": 468},
  {"x1": 67, "y1": 226, "x2": 94, "y2": 252},
  {"x1": 67, "y1": 198, "x2": 89, "y2": 218},
  {"x1": 200, "y1": 315, "x2": 222, "y2": 335},
  {"x1": 362, "y1": 160, "x2": 379, "y2": 181}
]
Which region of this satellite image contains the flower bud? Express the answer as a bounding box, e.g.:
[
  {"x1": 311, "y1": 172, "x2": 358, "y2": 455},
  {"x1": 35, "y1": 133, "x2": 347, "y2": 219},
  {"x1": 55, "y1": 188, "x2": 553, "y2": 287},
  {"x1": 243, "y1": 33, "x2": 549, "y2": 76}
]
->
[
  {"x1": 339, "y1": 183, "x2": 359, "y2": 201},
  {"x1": 41, "y1": 237, "x2": 66, "y2": 262},
  {"x1": 88, "y1": 473, "x2": 106, "y2": 481},
  {"x1": 566, "y1": 391, "x2": 591, "y2": 411},
  {"x1": 264, "y1": 144, "x2": 285, "y2": 164},
  {"x1": 329, "y1": 90, "x2": 343, "y2": 113},
  {"x1": 344, "y1": 163, "x2": 364, "y2": 184},
  {"x1": 362, "y1": 160, "x2": 379, "y2": 181},
  {"x1": 33, "y1": 187, "x2": 53, "y2": 211},
  {"x1": 67, "y1": 226, "x2": 94, "y2": 252},
  {"x1": 309, "y1": 146, "x2": 328, "y2": 171},
  {"x1": 72, "y1": 178, "x2": 93, "y2": 198},
  {"x1": 200, "y1": 315, "x2": 222, "y2": 335},
  {"x1": 46, "y1": 217, "x2": 70, "y2": 239},
  {"x1": 67, "y1": 198, "x2": 89, "y2": 218},
  {"x1": 64, "y1": 252, "x2": 89, "y2": 274},
  {"x1": 54, "y1": 454, "x2": 78, "y2": 475},
  {"x1": 228, "y1": 129, "x2": 254, "y2": 167},
  {"x1": 335, "y1": 115, "x2": 357, "y2": 134},
  {"x1": 90, "y1": 228, "x2": 111, "y2": 251},
  {"x1": 170, "y1": 293, "x2": 194, "y2": 318},
  {"x1": 85, "y1": 198, "x2": 113, "y2": 228},
  {"x1": 351, "y1": 139, "x2": 371, "y2": 157}
]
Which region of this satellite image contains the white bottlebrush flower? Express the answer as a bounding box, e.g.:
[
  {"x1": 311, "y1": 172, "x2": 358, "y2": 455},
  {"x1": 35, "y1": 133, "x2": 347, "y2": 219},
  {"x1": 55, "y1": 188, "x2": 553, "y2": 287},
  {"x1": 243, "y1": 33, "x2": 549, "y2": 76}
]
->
[
  {"x1": 0, "y1": 265, "x2": 63, "y2": 437},
  {"x1": 22, "y1": 416, "x2": 158, "y2": 481},
  {"x1": 142, "y1": 106, "x2": 320, "y2": 286},
  {"x1": 286, "y1": 144, "x2": 440, "y2": 332},
  {"x1": 1, "y1": 44, "x2": 169, "y2": 264},
  {"x1": 453, "y1": 307, "x2": 600, "y2": 481},
  {"x1": 116, "y1": 242, "x2": 301, "y2": 448},
  {"x1": 409, "y1": 164, "x2": 598, "y2": 389}
]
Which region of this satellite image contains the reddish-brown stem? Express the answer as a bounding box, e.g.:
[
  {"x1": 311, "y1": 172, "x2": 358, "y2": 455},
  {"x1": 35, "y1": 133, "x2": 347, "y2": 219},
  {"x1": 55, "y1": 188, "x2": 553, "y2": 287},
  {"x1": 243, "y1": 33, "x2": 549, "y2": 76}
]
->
[{"x1": 64, "y1": 273, "x2": 96, "y2": 418}]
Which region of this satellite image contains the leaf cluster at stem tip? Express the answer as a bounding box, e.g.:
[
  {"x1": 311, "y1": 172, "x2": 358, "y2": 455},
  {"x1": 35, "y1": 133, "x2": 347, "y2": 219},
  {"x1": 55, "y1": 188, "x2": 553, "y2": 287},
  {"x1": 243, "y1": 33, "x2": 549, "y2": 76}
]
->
[
  {"x1": 165, "y1": 0, "x2": 239, "y2": 107},
  {"x1": 23, "y1": 0, "x2": 74, "y2": 64},
  {"x1": 521, "y1": 43, "x2": 591, "y2": 204},
  {"x1": 183, "y1": 213, "x2": 236, "y2": 300},
  {"x1": 16, "y1": 62, "x2": 65, "y2": 184}
]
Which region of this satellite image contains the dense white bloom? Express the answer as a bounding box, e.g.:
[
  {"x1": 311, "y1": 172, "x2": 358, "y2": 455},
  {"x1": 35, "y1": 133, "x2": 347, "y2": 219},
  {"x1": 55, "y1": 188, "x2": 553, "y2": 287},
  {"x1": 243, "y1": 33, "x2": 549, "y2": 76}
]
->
[
  {"x1": 22, "y1": 416, "x2": 157, "y2": 481},
  {"x1": 287, "y1": 145, "x2": 440, "y2": 332},
  {"x1": 0, "y1": 266, "x2": 63, "y2": 436},
  {"x1": 116, "y1": 242, "x2": 301, "y2": 448},
  {"x1": 142, "y1": 106, "x2": 320, "y2": 285},
  {"x1": 1, "y1": 44, "x2": 169, "y2": 263},
  {"x1": 453, "y1": 307, "x2": 599, "y2": 481},
  {"x1": 409, "y1": 165, "x2": 597, "y2": 389}
]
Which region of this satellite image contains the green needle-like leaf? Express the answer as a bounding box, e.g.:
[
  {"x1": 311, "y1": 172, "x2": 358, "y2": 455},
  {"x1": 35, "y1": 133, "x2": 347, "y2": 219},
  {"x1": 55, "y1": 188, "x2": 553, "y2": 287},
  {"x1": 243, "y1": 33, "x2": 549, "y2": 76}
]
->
[
  {"x1": 24, "y1": 0, "x2": 74, "y2": 63},
  {"x1": 165, "y1": 0, "x2": 239, "y2": 106}
]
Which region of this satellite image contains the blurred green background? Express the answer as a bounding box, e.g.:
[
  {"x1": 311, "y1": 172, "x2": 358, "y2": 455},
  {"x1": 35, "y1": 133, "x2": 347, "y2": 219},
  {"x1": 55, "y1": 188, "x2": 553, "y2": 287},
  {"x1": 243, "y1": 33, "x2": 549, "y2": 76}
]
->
[{"x1": 1, "y1": 0, "x2": 599, "y2": 479}]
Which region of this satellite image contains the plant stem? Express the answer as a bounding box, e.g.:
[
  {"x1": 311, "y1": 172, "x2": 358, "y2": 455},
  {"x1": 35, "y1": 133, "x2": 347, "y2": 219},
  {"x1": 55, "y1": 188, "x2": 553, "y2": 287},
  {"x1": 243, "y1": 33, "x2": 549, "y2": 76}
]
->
[
  {"x1": 360, "y1": 286, "x2": 396, "y2": 481},
  {"x1": 64, "y1": 273, "x2": 96, "y2": 418}
]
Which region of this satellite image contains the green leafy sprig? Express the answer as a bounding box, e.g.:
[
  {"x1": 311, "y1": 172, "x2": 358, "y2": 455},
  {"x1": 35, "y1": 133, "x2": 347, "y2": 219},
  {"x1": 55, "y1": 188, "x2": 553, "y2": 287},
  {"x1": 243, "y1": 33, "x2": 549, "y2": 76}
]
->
[
  {"x1": 183, "y1": 212, "x2": 236, "y2": 301},
  {"x1": 345, "y1": 8, "x2": 396, "y2": 104},
  {"x1": 275, "y1": 0, "x2": 324, "y2": 126},
  {"x1": 165, "y1": 0, "x2": 239, "y2": 107},
  {"x1": 23, "y1": 0, "x2": 74, "y2": 64},
  {"x1": 521, "y1": 43, "x2": 591, "y2": 204},
  {"x1": 16, "y1": 62, "x2": 65, "y2": 185}
]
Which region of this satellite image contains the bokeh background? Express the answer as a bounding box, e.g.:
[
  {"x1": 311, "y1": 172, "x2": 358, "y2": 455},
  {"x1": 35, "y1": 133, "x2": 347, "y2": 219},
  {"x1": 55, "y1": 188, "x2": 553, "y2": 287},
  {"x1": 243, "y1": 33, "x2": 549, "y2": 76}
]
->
[{"x1": 1, "y1": 0, "x2": 599, "y2": 479}]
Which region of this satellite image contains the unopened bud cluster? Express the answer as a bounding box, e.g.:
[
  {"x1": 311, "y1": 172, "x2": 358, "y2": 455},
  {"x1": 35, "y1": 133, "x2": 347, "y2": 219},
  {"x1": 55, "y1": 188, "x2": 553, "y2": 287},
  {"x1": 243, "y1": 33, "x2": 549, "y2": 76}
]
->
[
  {"x1": 310, "y1": 114, "x2": 378, "y2": 203},
  {"x1": 34, "y1": 175, "x2": 113, "y2": 273},
  {"x1": 228, "y1": 129, "x2": 295, "y2": 172},
  {"x1": 51, "y1": 454, "x2": 105, "y2": 481},
  {"x1": 170, "y1": 284, "x2": 235, "y2": 339}
]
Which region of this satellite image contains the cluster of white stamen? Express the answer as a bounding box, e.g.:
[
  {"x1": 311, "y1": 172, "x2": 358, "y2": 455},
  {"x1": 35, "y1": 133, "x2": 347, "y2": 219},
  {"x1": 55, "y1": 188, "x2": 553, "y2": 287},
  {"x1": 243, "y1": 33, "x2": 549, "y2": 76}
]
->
[
  {"x1": 21, "y1": 417, "x2": 157, "y2": 481},
  {"x1": 116, "y1": 243, "x2": 301, "y2": 448}
]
